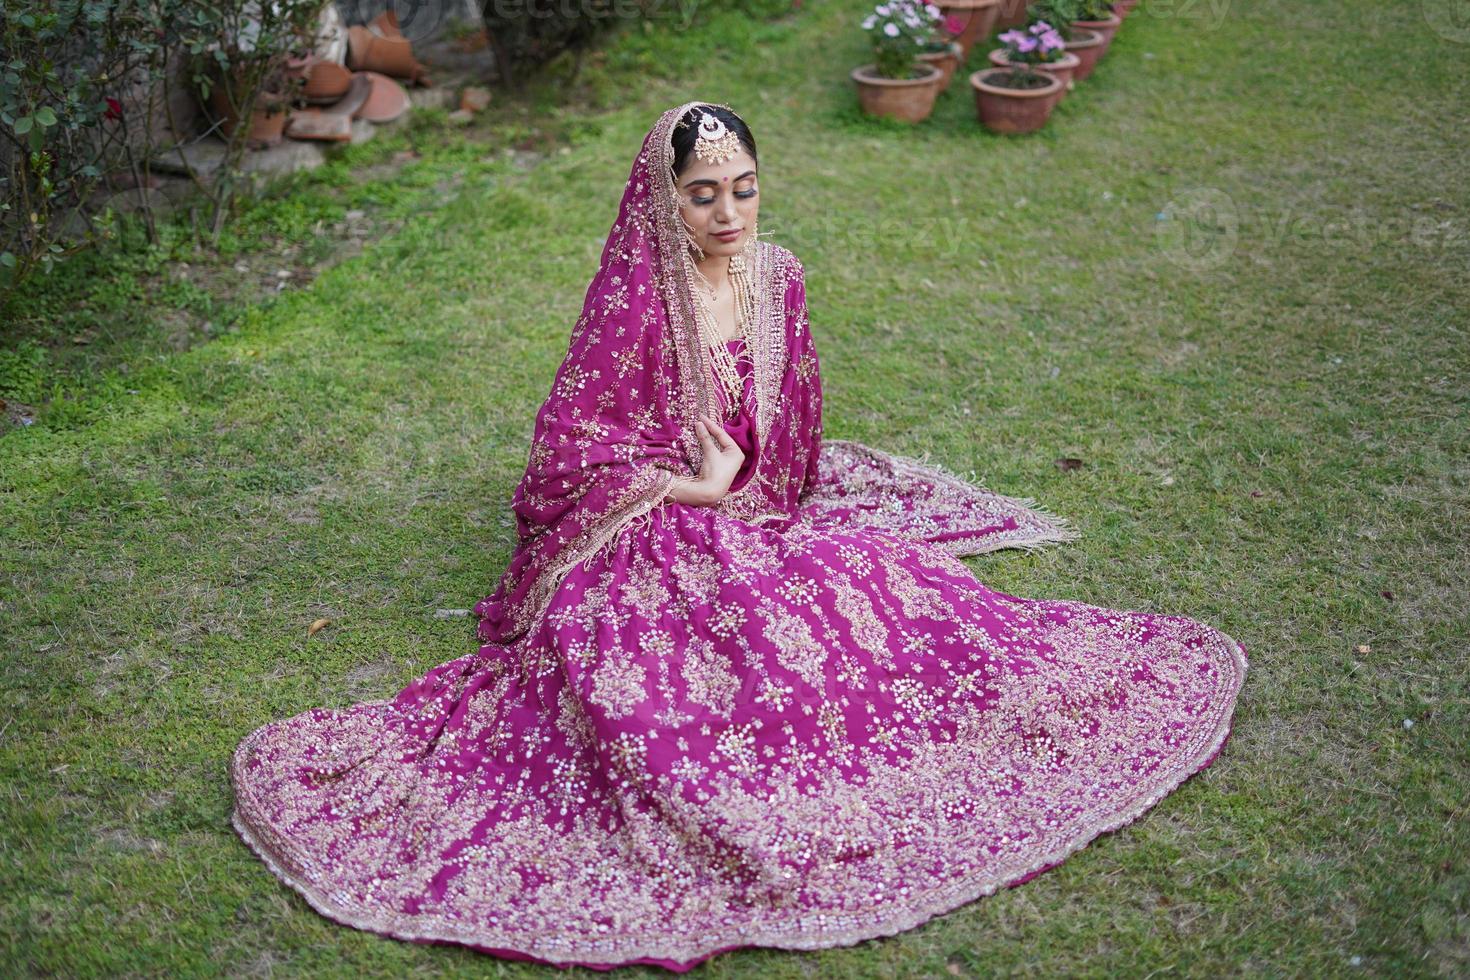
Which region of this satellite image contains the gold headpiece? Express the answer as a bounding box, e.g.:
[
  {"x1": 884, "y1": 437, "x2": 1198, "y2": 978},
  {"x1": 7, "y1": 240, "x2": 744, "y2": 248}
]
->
[{"x1": 692, "y1": 110, "x2": 742, "y2": 166}]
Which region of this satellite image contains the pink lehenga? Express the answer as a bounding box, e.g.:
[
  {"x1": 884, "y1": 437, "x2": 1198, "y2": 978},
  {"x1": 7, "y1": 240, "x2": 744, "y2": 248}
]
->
[{"x1": 230, "y1": 101, "x2": 1247, "y2": 971}]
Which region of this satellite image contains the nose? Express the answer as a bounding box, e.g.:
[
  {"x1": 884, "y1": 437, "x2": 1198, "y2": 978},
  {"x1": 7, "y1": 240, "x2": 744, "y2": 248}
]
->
[{"x1": 716, "y1": 192, "x2": 738, "y2": 223}]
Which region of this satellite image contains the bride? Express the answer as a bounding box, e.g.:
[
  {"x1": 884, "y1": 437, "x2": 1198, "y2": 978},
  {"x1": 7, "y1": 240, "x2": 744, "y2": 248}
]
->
[{"x1": 231, "y1": 101, "x2": 1248, "y2": 971}]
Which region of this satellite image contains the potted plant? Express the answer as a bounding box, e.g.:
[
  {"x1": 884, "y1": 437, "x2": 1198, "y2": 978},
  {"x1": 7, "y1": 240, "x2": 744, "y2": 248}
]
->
[
  {"x1": 201, "y1": 61, "x2": 293, "y2": 149},
  {"x1": 852, "y1": 0, "x2": 945, "y2": 123},
  {"x1": 1060, "y1": 27, "x2": 1106, "y2": 79},
  {"x1": 986, "y1": 21, "x2": 1081, "y2": 92},
  {"x1": 1024, "y1": 0, "x2": 1106, "y2": 80},
  {"x1": 934, "y1": 0, "x2": 1001, "y2": 59},
  {"x1": 1072, "y1": 0, "x2": 1124, "y2": 52},
  {"x1": 969, "y1": 65, "x2": 1064, "y2": 133},
  {"x1": 1113, "y1": 0, "x2": 1139, "y2": 15},
  {"x1": 918, "y1": 34, "x2": 966, "y2": 91}
]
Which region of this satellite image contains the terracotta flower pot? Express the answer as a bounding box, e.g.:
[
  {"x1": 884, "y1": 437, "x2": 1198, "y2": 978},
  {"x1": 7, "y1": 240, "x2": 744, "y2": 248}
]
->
[
  {"x1": 1062, "y1": 27, "x2": 1106, "y2": 81},
  {"x1": 937, "y1": 0, "x2": 1001, "y2": 59},
  {"x1": 1113, "y1": 0, "x2": 1140, "y2": 15},
  {"x1": 918, "y1": 48, "x2": 963, "y2": 90},
  {"x1": 207, "y1": 85, "x2": 289, "y2": 148},
  {"x1": 303, "y1": 60, "x2": 353, "y2": 104},
  {"x1": 346, "y1": 24, "x2": 430, "y2": 86},
  {"x1": 986, "y1": 48, "x2": 1082, "y2": 92},
  {"x1": 970, "y1": 67, "x2": 1064, "y2": 133},
  {"x1": 1073, "y1": 10, "x2": 1123, "y2": 48},
  {"x1": 993, "y1": 0, "x2": 1030, "y2": 30},
  {"x1": 354, "y1": 70, "x2": 411, "y2": 123},
  {"x1": 851, "y1": 63, "x2": 944, "y2": 123}
]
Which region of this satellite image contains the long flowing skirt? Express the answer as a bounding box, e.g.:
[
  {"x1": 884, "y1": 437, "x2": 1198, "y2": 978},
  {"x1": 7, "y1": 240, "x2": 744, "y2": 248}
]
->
[{"x1": 231, "y1": 453, "x2": 1247, "y2": 970}]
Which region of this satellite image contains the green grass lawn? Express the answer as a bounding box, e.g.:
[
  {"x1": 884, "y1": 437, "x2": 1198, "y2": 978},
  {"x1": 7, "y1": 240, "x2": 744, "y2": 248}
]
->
[{"x1": 3, "y1": 0, "x2": 1467, "y2": 974}]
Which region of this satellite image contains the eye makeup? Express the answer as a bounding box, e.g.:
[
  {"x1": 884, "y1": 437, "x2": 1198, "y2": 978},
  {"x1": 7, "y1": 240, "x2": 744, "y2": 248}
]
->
[{"x1": 691, "y1": 183, "x2": 758, "y2": 206}]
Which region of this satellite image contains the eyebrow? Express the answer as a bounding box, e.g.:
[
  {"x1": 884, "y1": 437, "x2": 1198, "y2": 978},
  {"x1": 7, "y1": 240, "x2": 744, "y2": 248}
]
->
[{"x1": 683, "y1": 169, "x2": 756, "y2": 189}]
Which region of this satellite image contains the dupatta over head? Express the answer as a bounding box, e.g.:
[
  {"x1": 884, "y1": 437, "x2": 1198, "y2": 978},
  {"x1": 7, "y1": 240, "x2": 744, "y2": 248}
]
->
[{"x1": 474, "y1": 100, "x2": 776, "y2": 645}]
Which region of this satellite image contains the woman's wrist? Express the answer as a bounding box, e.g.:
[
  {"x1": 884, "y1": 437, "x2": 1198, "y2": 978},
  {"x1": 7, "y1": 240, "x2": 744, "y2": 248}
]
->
[{"x1": 666, "y1": 475, "x2": 721, "y2": 507}]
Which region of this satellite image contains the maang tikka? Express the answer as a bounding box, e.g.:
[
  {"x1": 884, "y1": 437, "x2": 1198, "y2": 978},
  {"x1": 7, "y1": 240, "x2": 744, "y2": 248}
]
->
[{"x1": 692, "y1": 110, "x2": 741, "y2": 166}]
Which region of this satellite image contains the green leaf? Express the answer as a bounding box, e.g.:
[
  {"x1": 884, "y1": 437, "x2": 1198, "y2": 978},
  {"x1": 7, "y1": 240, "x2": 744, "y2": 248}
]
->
[
  {"x1": 13, "y1": 115, "x2": 32, "y2": 135},
  {"x1": 35, "y1": 106, "x2": 57, "y2": 127},
  {"x1": 0, "y1": 252, "x2": 16, "y2": 268}
]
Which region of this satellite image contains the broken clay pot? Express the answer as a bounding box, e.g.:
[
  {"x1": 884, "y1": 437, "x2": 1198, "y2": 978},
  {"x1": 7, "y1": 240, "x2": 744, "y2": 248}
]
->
[{"x1": 353, "y1": 71, "x2": 411, "y2": 123}]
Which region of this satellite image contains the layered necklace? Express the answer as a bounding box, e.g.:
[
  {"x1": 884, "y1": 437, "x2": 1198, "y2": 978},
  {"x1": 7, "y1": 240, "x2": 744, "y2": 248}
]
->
[{"x1": 691, "y1": 251, "x2": 756, "y2": 417}]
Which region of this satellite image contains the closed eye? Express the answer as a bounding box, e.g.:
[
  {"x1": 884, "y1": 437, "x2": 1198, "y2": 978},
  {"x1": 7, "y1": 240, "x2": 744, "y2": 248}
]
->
[{"x1": 693, "y1": 189, "x2": 758, "y2": 205}]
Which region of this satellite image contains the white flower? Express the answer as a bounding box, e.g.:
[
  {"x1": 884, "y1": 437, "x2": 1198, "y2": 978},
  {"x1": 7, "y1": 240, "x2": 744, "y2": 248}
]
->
[
  {"x1": 925, "y1": 3, "x2": 940, "y2": 15},
  {"x1": 875, "y1": 3, "x2": 890, "y2": 13},
  {"x1": 862, "y1": 14, "x2": 876, "y2": 27},
  {"x1": 883, "y1": 22, "x2": 900, "y2": 35}
]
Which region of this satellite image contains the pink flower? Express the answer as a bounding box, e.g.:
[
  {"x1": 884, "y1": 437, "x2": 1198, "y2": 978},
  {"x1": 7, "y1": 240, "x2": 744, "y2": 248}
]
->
[
  {"x1": 1040, "y1": 29, "x2": 1064, "y2": 49},
  {"x1": 944, "y1": 13, "x2": 965, "y2": 33},
  {"x1": 1016, "y1": 34, "x2": 1038, "y2": 52},
  {"x1": 998, "y1": 29, "x2": 1026, "y2": 45}
]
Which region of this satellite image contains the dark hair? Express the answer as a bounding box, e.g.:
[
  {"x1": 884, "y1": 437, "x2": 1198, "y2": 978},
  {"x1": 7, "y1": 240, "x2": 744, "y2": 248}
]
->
[{"x1": 670, "y1": 105, "x2": 757, "y2": 181}]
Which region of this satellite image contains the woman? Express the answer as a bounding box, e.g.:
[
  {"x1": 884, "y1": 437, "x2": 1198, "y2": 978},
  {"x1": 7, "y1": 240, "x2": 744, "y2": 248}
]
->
[{"x1": 231, "y1": 101, "x2": 1248, "y2": 971}]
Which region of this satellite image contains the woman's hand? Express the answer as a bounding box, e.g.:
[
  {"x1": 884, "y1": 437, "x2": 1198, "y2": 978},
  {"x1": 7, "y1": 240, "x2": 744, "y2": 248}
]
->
[{"x1": 666, "y1": 412, "x2": 744, "y2": 506}]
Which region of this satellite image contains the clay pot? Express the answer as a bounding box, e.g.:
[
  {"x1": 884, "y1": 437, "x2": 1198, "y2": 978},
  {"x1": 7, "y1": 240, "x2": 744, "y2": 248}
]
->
[
  {"x1": 1062, "y1": 27, "x2": 1106, "y2": 81},
  {"x1": 936, "y1": 0, "x2": 1001, "y2": 58},
  {"x1": 207, "y1": 85, "x2": 289, "y2": 148},
  {"x1": 346, "y1": 24, "x2": 430, "y2": 86},
  {"x1": 285, "y1": 73, "x2": 372, "y2": 142},
  {"x1": 986, "y1": 48, "x2": 1081, "y2": 92},
  {"x1": 303, "y1": 60, "x2": 353, "y2": 104},
  {"x1": 354, "y1": 70, "x2": 411, "y2": 123},
  {"x1": 970, "y1": 67, "x2": 1064, "y2": 133},
  {"x1": 1113, "y1": 0, "x2": 1139, "y2": 14},
  {"x1": 851, "y1": 63, "x2": 944, "y2": 123},
  {"x1": 918, "y1": 47, "x2": 963, "y2": 90},
  {"x1": 993, "y1": 0, "x2": 1030, "y2": 30},
  {"x1": 1073, "y1": 10, "x2": 1123, "y2": 48}
]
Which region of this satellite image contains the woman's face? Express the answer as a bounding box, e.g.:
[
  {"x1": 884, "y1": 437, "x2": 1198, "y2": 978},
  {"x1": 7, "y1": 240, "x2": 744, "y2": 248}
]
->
[{"x1": 675, "y1": 148, "x2": 759, "y2": 260}]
